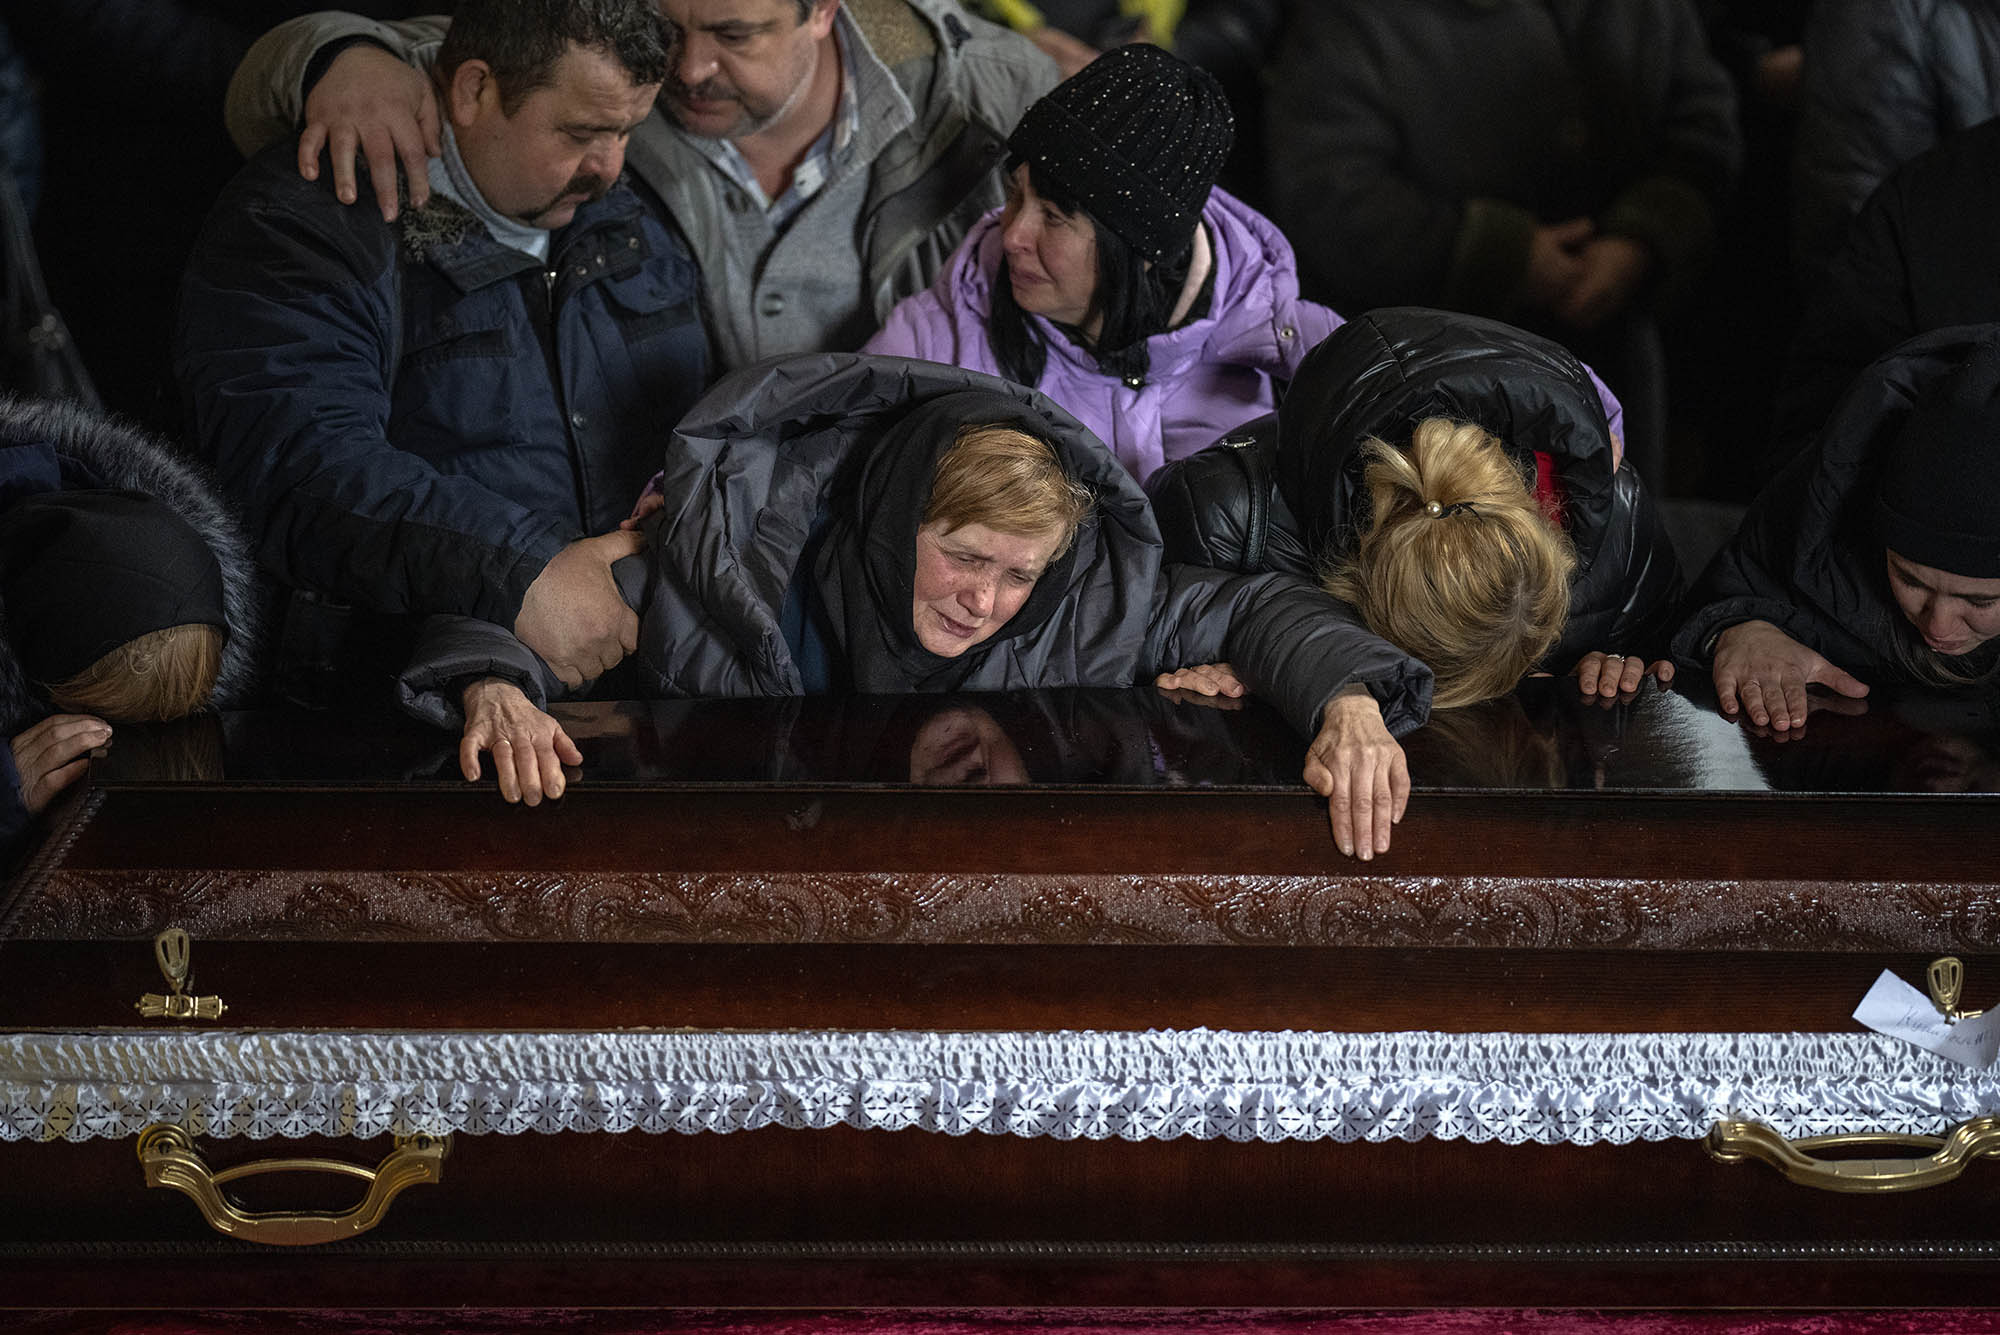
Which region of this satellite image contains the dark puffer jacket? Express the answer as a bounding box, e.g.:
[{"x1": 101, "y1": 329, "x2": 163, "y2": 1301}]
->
[
  {"x1": 176, "y1": 142, "x2": 708, "y2": 630},
  {"x1": 1776, "y1": 118, "x2": 2000, "y2": 457},
  {"x1": 399, "y1": 354, "x2": 1433, "y2": 740},
  {"x1": 1792, "y1": 0, "x2": 2000, "y2": 285},
  {"x1": 1147, "y1": 307, "x2": 1684, "y2": 670},
  {"x1": 1672, "y1": 325, "x2": 1996, "y2": 681},
  {"x1": 0, "y1": 396, "x2": 263, "y2": 855}
]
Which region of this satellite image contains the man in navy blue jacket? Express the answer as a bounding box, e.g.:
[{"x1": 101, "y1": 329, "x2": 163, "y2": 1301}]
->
[{"x1": 177, "y1": 0, "x2": 708, "y2": 695}]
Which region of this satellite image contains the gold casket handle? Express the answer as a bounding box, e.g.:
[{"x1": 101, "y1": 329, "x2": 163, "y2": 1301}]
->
[
  {"x1": 136, "y1": 1124, "x2": 447, "y2": 1245},
  {"x1": 1706, "y1": 1115, "x2": 2000, "y2": 1193}
]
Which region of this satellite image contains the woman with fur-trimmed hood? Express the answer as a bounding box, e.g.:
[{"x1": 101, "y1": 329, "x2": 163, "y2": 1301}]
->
[{"x1": 0, "y1": 397, "x2": 262, "y2": 860}]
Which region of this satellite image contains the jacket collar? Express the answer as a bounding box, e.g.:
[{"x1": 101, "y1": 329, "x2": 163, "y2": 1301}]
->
[{"x1": 408, "y1": 183, "x2": 647, "y2": 293}]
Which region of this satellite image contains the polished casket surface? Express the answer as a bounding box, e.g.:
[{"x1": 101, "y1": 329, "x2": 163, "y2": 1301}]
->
[{"x1": 5, "y1": 681, "x2": 2000, "y2": 1307}]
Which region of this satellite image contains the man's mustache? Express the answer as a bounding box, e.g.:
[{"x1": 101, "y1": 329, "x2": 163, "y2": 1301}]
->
[
  {"x1": 524, "y1": 173, "x2": 612, "y2": 223},
  {"x1": 669, "y1": 77, "x2": 738, "y2": 103}
]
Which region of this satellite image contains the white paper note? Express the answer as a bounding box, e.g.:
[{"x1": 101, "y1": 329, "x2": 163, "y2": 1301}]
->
[{"x1": 1853, "y1": 968, "x2": 2000, "y2": 1068}]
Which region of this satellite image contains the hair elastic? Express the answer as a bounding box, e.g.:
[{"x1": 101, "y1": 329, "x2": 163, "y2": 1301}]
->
[{"x1": 1425, "y1": 500, "x2": 1478, "y2": 518}]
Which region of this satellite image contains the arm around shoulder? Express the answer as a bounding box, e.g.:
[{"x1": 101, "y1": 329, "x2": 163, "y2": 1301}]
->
[{"x1": 225, "y1": 12, "x2": 447, "y2": 156}]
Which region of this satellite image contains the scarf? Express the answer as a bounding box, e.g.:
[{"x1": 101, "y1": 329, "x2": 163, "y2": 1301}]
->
[{"x1": 811, "y1": 389, "x2": 1087, "y2": 693}]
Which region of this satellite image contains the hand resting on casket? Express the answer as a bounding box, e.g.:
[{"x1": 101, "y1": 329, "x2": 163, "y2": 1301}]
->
[
  {"x1": 1571, "y1": 651, "x2": 1675, "y2": 702},
  {"x1": 1711, "y1": 619, "x2": 1870, "y2": 733},
  {"x1": 11, "y1": 714, "x2": 113, "y2": 815},
  {"x1": 459, "y1": 677, "x2": 581, "y2": 806},
  {"x1": 1152, "y1": 661, "x2": 1246, "y2": 699},
  {"x1": 1301, "y1": 684, "x2": 1409, "y2": 861}
]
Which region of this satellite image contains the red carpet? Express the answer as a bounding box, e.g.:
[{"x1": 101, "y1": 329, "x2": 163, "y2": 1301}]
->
[{"x1": 10, "y1": 1312, "x2": 2000, "y2": 1334}]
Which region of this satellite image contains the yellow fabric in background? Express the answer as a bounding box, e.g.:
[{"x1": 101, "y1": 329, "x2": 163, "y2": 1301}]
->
[{"x1": 973, "y1": 0, "x2": 1187, "y2": 47}]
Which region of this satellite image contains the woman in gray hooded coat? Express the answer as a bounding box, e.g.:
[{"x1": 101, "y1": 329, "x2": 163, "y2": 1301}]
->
[{"x1": 401, "y1": 354, "x2": 1435, "y2": 857}]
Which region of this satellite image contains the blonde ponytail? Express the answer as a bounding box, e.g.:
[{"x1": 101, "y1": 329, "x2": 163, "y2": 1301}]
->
[{"x1": 1323, "y1": 418, "x2": 1576, "y2": 709}]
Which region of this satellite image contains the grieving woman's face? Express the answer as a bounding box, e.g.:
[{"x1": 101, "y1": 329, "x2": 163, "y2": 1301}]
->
[
  {"x1": 911, "y1": 521, "x2": 1063, "y2": 658},
  {"x1": 999, "y1": 164, "x2": 1101, "y2": 335},
  {"x1": 1886, "y1": 549, "x2": 2000, "y2": 656}
]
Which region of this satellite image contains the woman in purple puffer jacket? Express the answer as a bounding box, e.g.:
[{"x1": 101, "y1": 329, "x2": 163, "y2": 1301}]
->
[{"x1": 864, "y1": 42, "x2": 1341, "y2": 484}]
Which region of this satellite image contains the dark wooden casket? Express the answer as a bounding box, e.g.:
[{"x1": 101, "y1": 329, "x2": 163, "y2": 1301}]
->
[{"x1": 5, "y1": 682, "x2": 2000, "y2": 1309}]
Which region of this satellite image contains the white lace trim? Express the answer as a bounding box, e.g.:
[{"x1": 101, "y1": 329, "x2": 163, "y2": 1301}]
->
[{"x1": 4, "y1": 1028, "x2": 1993, "y2": 1145}]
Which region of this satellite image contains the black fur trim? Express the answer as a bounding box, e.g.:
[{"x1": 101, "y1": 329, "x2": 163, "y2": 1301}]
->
[{"x1": 0, "y1": 396, "x2": 267, "y2": 730}]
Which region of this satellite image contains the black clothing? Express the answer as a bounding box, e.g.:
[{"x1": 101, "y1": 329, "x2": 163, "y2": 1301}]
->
[
  {"x1": 1875, "y1": 336, "x2": 2000, "y2": 580},
  {"x1": 1147, "y1": 307, "x2": 1684, "y2": 669},
  {"x1": 812, "y1": 389, "x2": 1083, "y2": 694},
  {"x1": 1775, "y1": 117, "x2": 2000, "y2": 460},
  {"x1": 1792, "y1": 0, "x2": 2000, "y2": 286},
  {"x1": 177, "y1": 144, "x2": 707, "y2": 632},
  {"x1": 10, "y1": 0, "x2": 436, "y2": 430},
  {"x1": 1265, "y1": 0, "x2": 1739, "y2": 319},
  {"x1": 0, "y1": 490, "x2": 226, "y2": 685},
  {"x1": 0, "y1": 395, "x2": 263, "y2": 860},
  {"x1": 1673, "y1": 325, "x2": 2000, "y2": 680},
  {"x1": 1005, "y1": 42, "x2": 1232, "y2": 263}
]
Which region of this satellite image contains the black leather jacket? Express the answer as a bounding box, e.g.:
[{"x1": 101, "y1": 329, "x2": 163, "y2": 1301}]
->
[{"x1": 1147, "y1": 308, "x2": 1684, "y2": 671}]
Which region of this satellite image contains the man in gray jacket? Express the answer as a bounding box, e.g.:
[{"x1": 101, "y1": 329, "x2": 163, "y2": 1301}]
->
[{"x1": 226, "y1": 0, "x2": 1058, "y2": 373}]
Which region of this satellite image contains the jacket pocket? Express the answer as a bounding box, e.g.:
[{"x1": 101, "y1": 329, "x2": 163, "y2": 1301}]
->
[
  {"x1": 600, "y1": 268, "x2": 699, "y2": 348},
  {"x1": 401, "y1": 323, "x2": 513, "y2": 370}
]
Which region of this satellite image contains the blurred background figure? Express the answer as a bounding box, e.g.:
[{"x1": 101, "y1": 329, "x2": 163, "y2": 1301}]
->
[
  {"x1": 1774, "y1": 116, "x2": 2000, "y2": 466},
  {"x1": 8, "y1": 1, "x2": 438, "y2": 432},
  {"x1": 0, "y1": 17, "x2": 40, "y2": 219},
  {"x1": 964, "y1": 0, "x2": 1282, "y2": 205},
  {"x1": 0, "y1": 12, "x2": 96, "y2": 409},
  {"x1": 1263, "y1": 0, "x2": 1740, "y2": 503},
  {"x1": 1667, "y1": 0, "x2": 1808, "y2": 502},
  {"x1": 1790, "y1": 0, "x2": 2000, "y2": 289}
]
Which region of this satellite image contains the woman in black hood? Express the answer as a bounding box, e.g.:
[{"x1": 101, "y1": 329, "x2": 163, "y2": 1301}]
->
[
  {"x1": 1672, "y1": 325, "x2": 2000, "y2": 730},
  {"x1": 401, "y1": 355, "x2": 1434, "y2": 858},
  {"x1": 0, "y1": 397, "x2": 262, "y2": 862}
]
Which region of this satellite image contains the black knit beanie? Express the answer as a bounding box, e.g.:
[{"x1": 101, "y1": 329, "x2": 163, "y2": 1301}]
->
[
  {"x1": 1876, "y1": 336, "x2": 2000, "y2": 579},
  {"x1": 1005, "y1": 43, "x2": 1234, "y2": 263},
  {"x1": 0, "y1": 489, "x2": 227, "y2": 685}
]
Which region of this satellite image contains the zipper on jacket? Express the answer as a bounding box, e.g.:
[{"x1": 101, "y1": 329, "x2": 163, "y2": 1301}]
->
[{"x1": 532, "y1": 264, "x2": 585, "y2": 520}]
